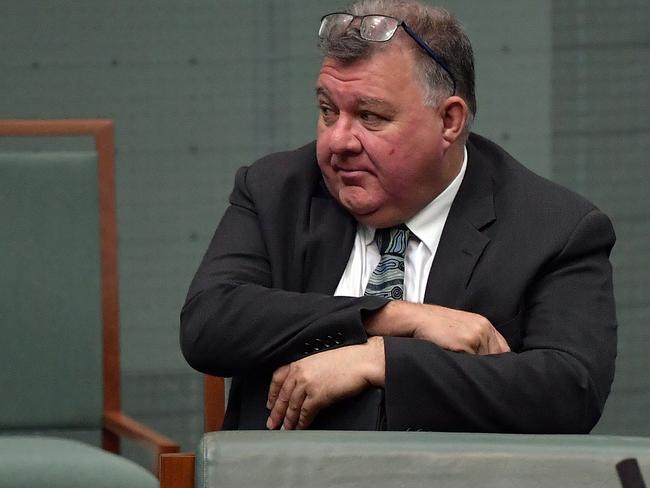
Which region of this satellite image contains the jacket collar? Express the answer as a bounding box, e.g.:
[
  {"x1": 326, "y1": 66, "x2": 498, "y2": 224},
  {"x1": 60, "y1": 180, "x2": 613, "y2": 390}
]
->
[{"x1": 423, "y1": 134, "x2": 496, "y2": 306}]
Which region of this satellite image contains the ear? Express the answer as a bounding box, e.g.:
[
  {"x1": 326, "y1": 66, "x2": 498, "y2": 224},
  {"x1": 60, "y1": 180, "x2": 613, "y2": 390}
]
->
[{"x1": 439, "y1": 96, "x2": 469, "y2": 145}]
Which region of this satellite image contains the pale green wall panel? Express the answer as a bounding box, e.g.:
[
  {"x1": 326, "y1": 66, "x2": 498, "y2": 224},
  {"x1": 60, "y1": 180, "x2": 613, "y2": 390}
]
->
[
  {"x1": 551, "y1": 0, "x2": 650, "y2": 435},
  {"x1": 438, "y1": 0, "x2": 552, "y2": 177}
]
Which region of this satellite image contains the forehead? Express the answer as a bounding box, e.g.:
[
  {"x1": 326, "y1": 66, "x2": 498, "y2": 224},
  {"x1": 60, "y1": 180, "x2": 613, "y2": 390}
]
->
[{"x1": 316, "y1": 44, "x2": 423, "y2": 104}]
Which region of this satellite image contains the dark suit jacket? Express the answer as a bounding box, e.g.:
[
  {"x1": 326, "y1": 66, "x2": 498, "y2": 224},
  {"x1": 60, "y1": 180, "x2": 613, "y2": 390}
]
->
[{"x1": 181, "y1": 133, "x2": 617, "y2": 433}]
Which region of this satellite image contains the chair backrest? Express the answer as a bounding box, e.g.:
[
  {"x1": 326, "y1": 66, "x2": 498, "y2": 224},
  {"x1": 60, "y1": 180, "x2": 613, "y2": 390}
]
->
[
  {"x1": 0, "y1": 120, "x2": 120, "y2": 430},
  {"x1": 195, "y1": 431, "x2": 650, "y2": 488}
]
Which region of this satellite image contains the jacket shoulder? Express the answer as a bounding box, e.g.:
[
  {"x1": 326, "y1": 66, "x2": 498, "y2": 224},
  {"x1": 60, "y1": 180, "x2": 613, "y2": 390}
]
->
[
  {"x1": 242, "y1": 141, "x2": 320, "y2": 192},
  {"x1": 468, "y1": 133, "x2": 600, "y2": 218}
]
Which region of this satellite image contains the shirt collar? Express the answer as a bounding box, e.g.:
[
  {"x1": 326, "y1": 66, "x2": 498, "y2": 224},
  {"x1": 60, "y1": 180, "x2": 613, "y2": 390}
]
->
[{"x1": 360, "y1": 146, "x2": 468, "y2": 249}]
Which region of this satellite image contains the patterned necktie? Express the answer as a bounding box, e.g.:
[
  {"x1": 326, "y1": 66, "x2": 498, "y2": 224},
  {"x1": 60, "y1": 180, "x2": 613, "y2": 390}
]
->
[{"x1": 364, "y1": 225, "x2": 410, "y2": 300}]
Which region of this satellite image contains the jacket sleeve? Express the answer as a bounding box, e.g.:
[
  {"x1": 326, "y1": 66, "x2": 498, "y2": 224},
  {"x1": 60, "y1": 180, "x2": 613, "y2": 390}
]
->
[
  {"x1": 383, "y1": 209, "x2": 617, "y2": 433},
  {"x1": 180, "y1": 165, "x2": 388, "y2": 377}
]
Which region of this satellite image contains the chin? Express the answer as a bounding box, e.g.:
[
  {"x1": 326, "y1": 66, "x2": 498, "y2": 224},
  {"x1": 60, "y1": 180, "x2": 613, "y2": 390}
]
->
[
  {"x1": 349, "y1": 209, "x2": 400, "y2": 229},
  {"x1": 339, "y1": 191, "x2": 378, "y2": 217}
]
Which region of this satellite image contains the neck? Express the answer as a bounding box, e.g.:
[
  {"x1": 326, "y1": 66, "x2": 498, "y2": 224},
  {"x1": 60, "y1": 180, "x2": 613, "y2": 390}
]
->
[{"x1": 439, "y1": 139, "x2": 465, "y2": 192}]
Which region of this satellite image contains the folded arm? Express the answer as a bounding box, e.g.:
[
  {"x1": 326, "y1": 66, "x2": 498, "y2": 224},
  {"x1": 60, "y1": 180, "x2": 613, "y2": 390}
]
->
[
  {"x1": 266, "y1": 304, "x2": 510, "y2": 430},
  {"x1": 180, "y1": 165, "x2": 388, "y2": 377},
  {"x1": 382, "y1": 209, "x2": 617, "y2": 433},
  {"x1": 267, "y1": 210, "x2": 616, "y2": 433}
]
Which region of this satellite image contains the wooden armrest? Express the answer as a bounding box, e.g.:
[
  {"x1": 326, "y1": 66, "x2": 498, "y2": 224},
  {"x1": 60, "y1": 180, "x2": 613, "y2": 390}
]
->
[
  {"x1": 160, "y1": 452, "x2": 196, "y2": 488},
  {"x1": 103, "y1": 410, "x2": 179, "y2": 454}
]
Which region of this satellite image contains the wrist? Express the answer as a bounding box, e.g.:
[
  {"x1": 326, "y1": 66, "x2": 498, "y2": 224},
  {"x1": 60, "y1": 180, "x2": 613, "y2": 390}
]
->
[
  {"x1": 364, "y1": 300, "x2": 416, "y2": 337},
  {"x1": 363, "y1": 336, "x2": 386, "y2": 387}
]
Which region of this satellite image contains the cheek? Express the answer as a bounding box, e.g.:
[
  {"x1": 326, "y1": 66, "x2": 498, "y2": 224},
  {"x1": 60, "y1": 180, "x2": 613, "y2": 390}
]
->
[
  {"x1": 369, "y1": 146, "x2": 435, "y2": 197},
  {"x1": 316, "y1": 137, "x2": 331, "y2": 169},
  {"x1": 365, "y1": 141, "x2": 410, "y2": 180}
]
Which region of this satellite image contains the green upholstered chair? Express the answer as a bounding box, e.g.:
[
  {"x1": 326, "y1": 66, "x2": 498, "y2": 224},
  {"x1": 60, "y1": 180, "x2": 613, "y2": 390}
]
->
[
  {"x1": 162, "y1": 430, "x2": 650, "y2": 488},
  {"x1": 0, "y1": 119, "x2": 179, "y2": 487}
]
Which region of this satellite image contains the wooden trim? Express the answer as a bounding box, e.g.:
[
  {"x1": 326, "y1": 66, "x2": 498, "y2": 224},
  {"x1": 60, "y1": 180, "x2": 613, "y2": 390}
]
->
[
  {"x1": 104, "y1": 411, "x2": 179, "y2": 452},
  {"x1": 95, "y1": 122, "x2": 121, "y2": 414},
  {"x1": 101, "y1": 428, "x2": 120, "y2": 454},
  {"x1": 104, "y1": 411, "x2": 179, "y2": 475},
  {"x1": 0, "y1": 118, "x2": 112, "y2": 136},
  {"x1": 160, "y1": 453, "x2": 196, "y2": 488},
  {"x1": 204, "y1": 376, "x2": 225, "y2": 432}
]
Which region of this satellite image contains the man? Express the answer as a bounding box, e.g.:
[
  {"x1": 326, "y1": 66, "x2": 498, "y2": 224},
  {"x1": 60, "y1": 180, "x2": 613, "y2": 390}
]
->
[{"x1": 181, "y1": 0, "x2": 617, "y2": 433}]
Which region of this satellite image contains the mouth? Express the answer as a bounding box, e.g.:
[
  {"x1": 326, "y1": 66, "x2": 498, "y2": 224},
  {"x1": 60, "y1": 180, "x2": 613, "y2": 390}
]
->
[
  {"x1": 326, "y1": 156, "x2": 375, "y2": 184},
  {"x1": 337, "y1": 168, "x2": 368, "y2": 184},
  {"x1": 332, "y1": 160, "x2": 370, "y2": 174},
  {"x1": 336, "y1": 166, "x2": 366, "y2": 174}
]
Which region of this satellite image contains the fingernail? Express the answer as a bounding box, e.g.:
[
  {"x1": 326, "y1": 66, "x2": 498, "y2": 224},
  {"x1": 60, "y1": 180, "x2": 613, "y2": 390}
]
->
[
  {"x1": 266, "y1": 417, "x2": 273, "y2": 430},
  {"x1": 266, "y1": 400, "x2": 271, "y2": 410}
]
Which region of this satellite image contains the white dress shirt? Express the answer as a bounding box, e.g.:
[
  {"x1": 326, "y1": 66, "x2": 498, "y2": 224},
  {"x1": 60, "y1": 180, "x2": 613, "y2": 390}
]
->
[{"x1": 334, "y1": 147, "x2": 468, "y2": 303}]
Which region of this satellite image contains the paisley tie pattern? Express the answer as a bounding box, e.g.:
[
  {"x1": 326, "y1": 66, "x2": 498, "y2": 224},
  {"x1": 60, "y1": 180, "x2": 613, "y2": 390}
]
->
[{"x1": 364, "y1": 225, "x2": 410, "y2": 300}]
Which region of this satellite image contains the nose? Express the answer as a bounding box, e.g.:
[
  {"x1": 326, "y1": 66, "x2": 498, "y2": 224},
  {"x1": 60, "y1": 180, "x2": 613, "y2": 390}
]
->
[{"x1": 328, "y1": 115, "x2": 362, "y2": 155}]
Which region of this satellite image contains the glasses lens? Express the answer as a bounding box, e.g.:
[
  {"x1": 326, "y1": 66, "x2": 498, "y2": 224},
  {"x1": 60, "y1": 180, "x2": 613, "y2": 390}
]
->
[
  {"x1": 319, "y1": 13, "x2": 354, "y2": 39},
  {"x1": 360, "y1": 15, "x2": 399, "y2": 41}
]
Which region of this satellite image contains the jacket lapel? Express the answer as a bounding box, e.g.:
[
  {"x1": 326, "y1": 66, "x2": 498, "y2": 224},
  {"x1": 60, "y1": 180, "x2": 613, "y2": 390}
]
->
[
  {"x1": 301, "y1": 180, "x2": 357, "y2": 294},
  {"x1": 424, "y1": 139, "x2": 496, "y2": 307}
]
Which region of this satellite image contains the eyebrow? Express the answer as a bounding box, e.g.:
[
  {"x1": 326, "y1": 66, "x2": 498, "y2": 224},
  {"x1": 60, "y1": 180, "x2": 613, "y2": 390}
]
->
[
  {"x1": 316, "y1": 87, "x2": 396, "y2": 114},
  {"x1": 357, "y1": 96, "x2": 391, "y2": 108},
  {"x1": 316, "y1": 87, "x2": 332, "y2": 100}
]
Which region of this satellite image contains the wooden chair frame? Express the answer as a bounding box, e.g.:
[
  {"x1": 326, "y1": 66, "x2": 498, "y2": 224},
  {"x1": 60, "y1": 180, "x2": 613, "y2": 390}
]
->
[
  {"x1": 204, "y1": 375, "x2": 225, "y2": 433},
  {"x1": 160, "y1": 375, "x2": 224, "y2": 488},
  {"x1": 0, "y1": 119, "x2": 180, "y2": 475}
]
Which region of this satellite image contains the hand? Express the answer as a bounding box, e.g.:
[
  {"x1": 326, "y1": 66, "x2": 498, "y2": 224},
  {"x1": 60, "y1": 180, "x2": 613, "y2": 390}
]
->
[
  {"x1": 266, "y1": 337, "x2": 385, "y2": 430},
  {"x1": 365, "y1": 301, "x2": 510, "y2": 354},
  {"x1": 410, "y1": 304, "x2": 511, "y2": 354}
]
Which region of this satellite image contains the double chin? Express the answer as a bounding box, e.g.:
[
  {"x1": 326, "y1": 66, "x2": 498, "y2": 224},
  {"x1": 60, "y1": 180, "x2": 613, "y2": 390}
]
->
[{"x1": 337, "y1": 185, "x2": 383, "y2": 218}]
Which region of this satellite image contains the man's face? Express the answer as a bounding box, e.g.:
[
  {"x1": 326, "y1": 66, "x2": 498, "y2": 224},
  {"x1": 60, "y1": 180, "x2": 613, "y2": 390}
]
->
[{"x1": 316, "y1": 43, "x2": 453, "y2": 228}]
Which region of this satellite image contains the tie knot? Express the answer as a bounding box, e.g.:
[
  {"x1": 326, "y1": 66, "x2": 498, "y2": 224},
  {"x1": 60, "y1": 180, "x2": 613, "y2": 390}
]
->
[{"x1": 376, "y1": 225, "x2": 410, "y2": 256}]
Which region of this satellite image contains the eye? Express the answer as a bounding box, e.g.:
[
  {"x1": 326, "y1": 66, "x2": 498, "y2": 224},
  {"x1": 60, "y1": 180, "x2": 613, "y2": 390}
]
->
[
  {"x1": 318, "y1": 103, "x2": 338, "y2": 125},
  {"x1": 359, "y1": 111, "x2": 385, "y2": 126}
]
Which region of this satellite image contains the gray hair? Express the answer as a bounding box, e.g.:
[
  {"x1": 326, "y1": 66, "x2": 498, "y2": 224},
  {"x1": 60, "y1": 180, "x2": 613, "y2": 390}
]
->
[{"x1": 319, "y1": 0, "x2": 476, "y2": 120}]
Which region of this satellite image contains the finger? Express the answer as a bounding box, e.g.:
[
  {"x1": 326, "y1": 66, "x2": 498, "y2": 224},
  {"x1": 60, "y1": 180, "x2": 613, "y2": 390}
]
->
[
  {"x1": 297, "y1": 395, "x2": 324, "y2": 430},
  {"x1": 266, "y1": 375, "x2": 295, "y2": 430},
  {"x1": 267, "y1": 365, "x2": 290, "y2": 410},
  {"x1": 477, "y1": 317, "x2": 494, "y2": 355},
  {"x1": 469, "y1": 325, "x2": 487, "y2": 355},
  {"x1": 494, "y1": 329, "x2": 511, "y2": 353},
  {"x1": 485, "y1": 328, "x2": 510, "y2": 355},
  {"x1": 485, "y1": 331, "x2": 499, "y2": 355},
  {"x1": 456, "y1": 336, "x2": 477, "y2": 354},
  {"x1": 476, "y1": 334, "x2": 489, "y2": 355},
  {"x1": 283, "y1": 384, "x2": 307, "y2": 430}
]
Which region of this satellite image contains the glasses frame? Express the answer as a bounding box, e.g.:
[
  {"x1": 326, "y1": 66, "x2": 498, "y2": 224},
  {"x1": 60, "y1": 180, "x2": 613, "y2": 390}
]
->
[{"x1": 319, "y1": 13, "x2": 456, "y2": 95}]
